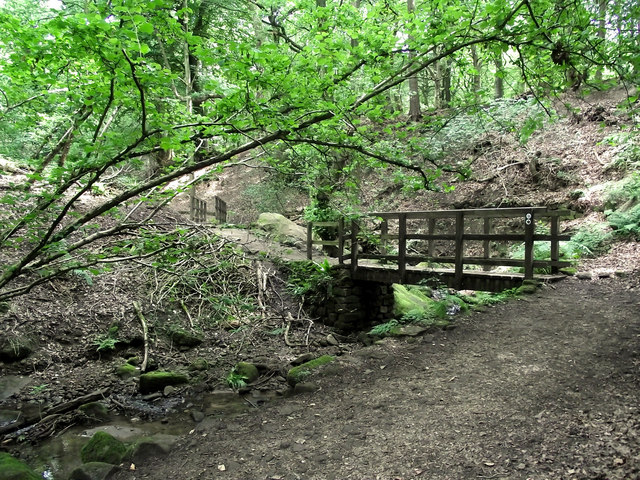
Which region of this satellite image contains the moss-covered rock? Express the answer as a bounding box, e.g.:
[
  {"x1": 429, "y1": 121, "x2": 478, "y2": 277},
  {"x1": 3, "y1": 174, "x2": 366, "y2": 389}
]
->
[
  {"x1": 517, "y1": 279, "x2": 540, "y2": 294},
  {"x1": 287, "y1": 355, "x2": 334, "y2": 387},
  {"x1": 139, "y1": 371, "x2": 189, "y2": 394},
  {"x1": 116, "y1": 363, "x2": 138, "y2": 379},
  {"x1": 167, "y1": 328, "x2": 203, "y2": 349},
  {"x1": 232, "y1": 362, "x2": 259, "y2": 383},
  {"x1": 80, "y1": 431, "x2": 128, "y2": 465},
  {"x1": 188, "y1": 358, "x2": 209, "y2": 371},
  {"x1": 393, "y1": 284, "x2": 439, "y2": 317},
  {"x1": 78, "y1": 402, "x2": 110, "y2": 421},
  {"x1": 0, "y1": 452, "x2": 41, "y2": 480}
]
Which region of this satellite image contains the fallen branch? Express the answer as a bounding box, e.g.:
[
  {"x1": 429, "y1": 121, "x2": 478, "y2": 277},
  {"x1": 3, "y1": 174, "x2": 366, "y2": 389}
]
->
[
  {"x1": 133, "y1": 301, "x2": 150, "y2": 372},
  {"x1": 180, "y1": 299, "x2": 194, "y2": 328},
  {"x1": 476, "y1": 161, "x2": 526, "y2": 182},
  {"x1": 0, "y1": 387, "x2": 110, "y2": 438}
]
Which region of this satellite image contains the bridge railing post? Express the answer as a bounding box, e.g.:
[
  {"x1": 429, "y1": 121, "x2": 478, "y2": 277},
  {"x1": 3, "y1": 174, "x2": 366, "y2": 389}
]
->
[
  {"x1": 427, "y1": 218, "x2": 436, "y2": 259},
  {"x1": 350, "y1": 220, "x2": 359, "y2": 274},
  {"x1": 454, "y1": 211, "x2": 464, "y2": 289},
  {"x1": 306, "y1": 223, "x2": 313, "y2": 260},
  {"x1": 550, "y1": 214, "x2": 559, "y2": 274},
  {"x1": 380, "y1": 218, "x2": 388, "y2": 257},
  {"x1": 483, "y1": 217, "x2": 491, "y2": 271},
  {"x1": 338, "y1": 217, "x2": 345, "y2": 265},
  {"x1": 398, "y1": 213, "x2": 407, "y2": 283},
  {"x1": 524, "y1": 209, "x2": 535, "y2": 279}
]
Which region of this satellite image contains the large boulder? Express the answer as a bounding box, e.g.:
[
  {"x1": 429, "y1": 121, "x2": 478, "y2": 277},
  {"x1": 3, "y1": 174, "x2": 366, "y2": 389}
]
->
[{"x1": 256, "y1": 213, "x2": 307, "y2": 245}]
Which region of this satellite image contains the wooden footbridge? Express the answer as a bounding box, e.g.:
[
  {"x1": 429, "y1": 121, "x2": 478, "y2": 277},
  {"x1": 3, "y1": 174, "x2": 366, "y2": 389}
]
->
[{"x1": 307, "y1": 207, "x2": 574, "y2": 292}]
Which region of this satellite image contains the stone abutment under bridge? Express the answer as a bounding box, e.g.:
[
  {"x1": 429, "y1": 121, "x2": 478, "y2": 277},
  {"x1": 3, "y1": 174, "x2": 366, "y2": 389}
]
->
[{"x1": 308, "y1": 266, "x2": 395, "y2": 332}]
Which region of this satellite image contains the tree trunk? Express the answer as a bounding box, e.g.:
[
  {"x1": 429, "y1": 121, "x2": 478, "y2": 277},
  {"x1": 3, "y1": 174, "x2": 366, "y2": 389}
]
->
[
  {"x1": 471, "y1": 45, "x2": 482, "y2": 93},
  {"x1": 407, "y1": 0, "x2": 422, "y2": 121},
  {"x1": 439, "y1": 58, "x2": 452, "y2": 108},
  {"x1": 595, "y1": 0, "x2": 607, "y2": 83},
  {"x1": 494, "y1": 53, "x2": 504, "y2": 99},
  {"x1": 434, "y1": 60, "x2": 442, "y2": 108},
  {"x1": 351, "y1": 0, "x2": 360, "y2": 48}
]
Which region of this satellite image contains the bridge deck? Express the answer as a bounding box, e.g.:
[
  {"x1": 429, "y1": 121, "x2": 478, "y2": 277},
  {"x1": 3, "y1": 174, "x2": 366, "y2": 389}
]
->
[{"x1": 348, "y1": 262, "x2": 566, "y2": 292}]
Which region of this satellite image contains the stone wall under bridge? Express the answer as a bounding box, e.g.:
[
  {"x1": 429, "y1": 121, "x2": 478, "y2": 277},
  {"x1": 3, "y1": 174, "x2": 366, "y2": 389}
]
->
[{"x1": 308, "y1": 266, "x2": 395, "y2": 333}]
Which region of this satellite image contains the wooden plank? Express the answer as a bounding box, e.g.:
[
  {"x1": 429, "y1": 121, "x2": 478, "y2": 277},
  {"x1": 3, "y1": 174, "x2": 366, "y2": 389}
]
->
[
  {"x1": 312, "y1": 221, "x2": 341, "y2": 227},
  {"x1": 398, "y1": 213, "x2": 407, "y2": 283},
  {"x1": 524, "y1": 210, "x2": 535, "y2": 279},
  {"x1": 369, "y1": 207, "x2": 557, "y2": 219},
  {"x1": 311, "y1": 240, "x2": 339, "y2": 246},
  {"x1": 454, "y1": 211, "x2": 464, "y2": 289},
  {"x1": 534, "y1": 233, "x2": 572, "y2": 241},
  {"x1": 358, "y1": 254, "x2": 572, "y2": 269},
  {"x1": 381, "y1": 232, "x2": 569, "y2": 242}
]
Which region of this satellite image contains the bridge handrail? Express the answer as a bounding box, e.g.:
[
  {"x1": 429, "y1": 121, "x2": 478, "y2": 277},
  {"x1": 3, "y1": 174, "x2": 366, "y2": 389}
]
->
[{"x1": 307, "y1": 207, "x2": 574, "y2": 287}]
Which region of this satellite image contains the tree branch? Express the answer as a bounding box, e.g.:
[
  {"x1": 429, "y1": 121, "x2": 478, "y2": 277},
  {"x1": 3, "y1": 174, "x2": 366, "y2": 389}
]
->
[
  {"x1": 284, "y1": 137, "x2": 432, "y2": 188},
  {"x1": 122, "y1": 49, "x2": 147, "y2": 135}
]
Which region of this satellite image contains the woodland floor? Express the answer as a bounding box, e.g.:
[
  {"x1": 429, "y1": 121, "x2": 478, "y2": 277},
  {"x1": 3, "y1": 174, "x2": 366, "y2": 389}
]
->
[{"x1": 109, "y1": 274, "x2": 640, "y2": 480}]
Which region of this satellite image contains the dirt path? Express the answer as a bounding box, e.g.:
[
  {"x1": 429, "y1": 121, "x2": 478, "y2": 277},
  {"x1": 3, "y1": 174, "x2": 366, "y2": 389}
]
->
[{"x1": 112, "y1": 277, "x2": 639, "y2": 480}]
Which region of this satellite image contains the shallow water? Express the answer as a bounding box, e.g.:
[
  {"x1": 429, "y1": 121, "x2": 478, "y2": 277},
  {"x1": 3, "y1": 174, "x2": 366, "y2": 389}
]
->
[
  {"x1": 0, "y1": 375, "x2": 30, "y2": 401},
  {"x1": 23, "y1": 389, "x2": 280, "y2": 479}
]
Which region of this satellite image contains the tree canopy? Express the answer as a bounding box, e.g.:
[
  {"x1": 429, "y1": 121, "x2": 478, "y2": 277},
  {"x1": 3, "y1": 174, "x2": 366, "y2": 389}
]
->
[{"x1": 0, "y1": 0, "x2": 638, "y2": 300}]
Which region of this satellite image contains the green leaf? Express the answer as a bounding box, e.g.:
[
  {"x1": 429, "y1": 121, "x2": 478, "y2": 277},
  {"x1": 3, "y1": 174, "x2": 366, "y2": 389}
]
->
[{"x1": 138, "y1": 22, "x2": 154, "y2": 34}]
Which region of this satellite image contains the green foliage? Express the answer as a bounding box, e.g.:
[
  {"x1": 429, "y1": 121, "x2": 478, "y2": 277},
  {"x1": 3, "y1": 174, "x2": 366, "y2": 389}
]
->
[
  {"x1": 226, "y1": 362, "x2": 259, "y2": 389},
  {"x1": 510, "y1": 240, "x2": 580, "y2": 273},
  {"x1": 568, "y1": 223, "x2": 613, "y2": 256},
  {"x1": 93, "y1": 324, "x2": 119, "y2": 353},
  {"x1": 369, "y1": 319, "x2": 400, "y2": 336},
  {"x1": 281, "y1": 260, "x2": 333, "y2": 299},
  {"x1": 605, "y1": 173, "x2": 640, "y2": 209},
  {"x1": 0, "y1": 0, "x2": 638, "y2": 303},
  {"x1": 460, "y1": 288, "x2": 519, "y2": 306},
  {"x1": 29, "y1": 383, "x2": 50, "y2": 395},
  {"x1": 226, "y1": 372, "x2": 247, "y2": 390},
  {"x1": 241, "y1": 172, "x2": 306, "y2": 218},
  {"x1": 602, "y1": 132, "x2": 640, "y2": 170},
  {"x1": 607, "y1": 204, "x2": 640, "y2": 238}
]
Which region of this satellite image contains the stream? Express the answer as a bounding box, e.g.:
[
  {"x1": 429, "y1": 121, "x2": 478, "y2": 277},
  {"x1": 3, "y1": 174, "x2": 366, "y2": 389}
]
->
[{"x1": 1, "y1": 376, "x2": 280, "y2": 480}]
